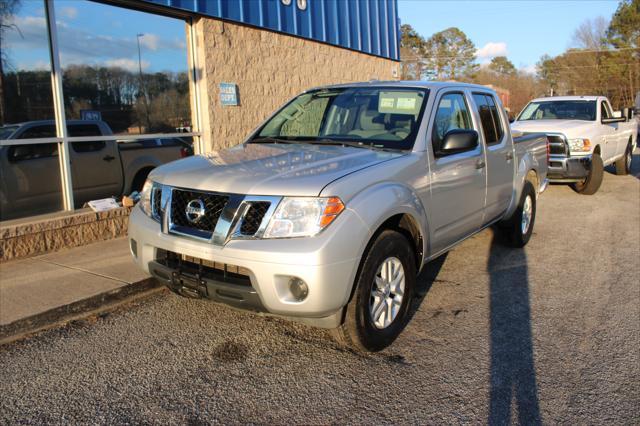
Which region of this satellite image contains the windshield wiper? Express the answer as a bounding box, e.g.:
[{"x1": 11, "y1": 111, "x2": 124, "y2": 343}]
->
[
  {"x1": 313, "y1": 139, "x2": 401, "y2": 152},
  {"x1": 248, "y1": 136, "x2": 301, "y2": 144}
]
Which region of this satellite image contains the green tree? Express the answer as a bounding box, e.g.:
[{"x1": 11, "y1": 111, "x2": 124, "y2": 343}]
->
[
  {"x1": 536, "y1": 54, "x2": 560, "y2": 96},
  {"x1": 400, "y1": 24, "x2": 427, "y2": 80},
  {"x1": 606, "y1": 0, "x2": 639, "y2": 106},
  {"x1": 424, "y1": 27, "x2": 477, "y2": 80},
  {"x1": 607, "y1": 0, "x2": 640, "y2": 48},
  {"x1": 488, "y1": 56, "x2": 516, "y2": 76}
]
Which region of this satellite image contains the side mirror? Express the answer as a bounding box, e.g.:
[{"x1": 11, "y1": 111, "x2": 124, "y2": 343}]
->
[
  {"x1": 509, "y1": 117, "x2": 515, "y2": 124},
  {"x1": 438, "y1": 129, "x2": 479, "y2": 156},
  {"x1": 612, "y1": 111, "x2": 622, "y2": 118},
  {"x1": 602, "y1": 117, "x2": 627, "y2": 124}
]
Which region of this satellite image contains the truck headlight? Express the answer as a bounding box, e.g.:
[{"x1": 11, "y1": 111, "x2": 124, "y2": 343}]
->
[
  {"x1": 263, "y1": 197, "x2": 345, "y2": 238},
  {"x1": 568, "y1": 138, "x2": 591, "y2": 153},
  {"x1": 139, "y1": 179, "x2": 153, "y2": 217}
]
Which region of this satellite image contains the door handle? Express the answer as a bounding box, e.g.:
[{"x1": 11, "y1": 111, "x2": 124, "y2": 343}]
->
[
  {"x1": 103, "y1": 155, "x2": 115, "y2": 162},
  {"x1": 475, "y1": 160, "x2": 486, "y2": 169},
  {"x1": 506, "y1": 151, "x2": 514, "y2": 160}
]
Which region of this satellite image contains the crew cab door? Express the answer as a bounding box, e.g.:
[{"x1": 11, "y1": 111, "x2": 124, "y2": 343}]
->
[
  {"x1": 427, "y1": 90, "x2": 487, "y2": 254},
  {"x1": 471, "y1": 92, "x2": 514, "y2": 223},
  {"x1": 68, "y1": 123, "x2": 123, "y2": 207}
]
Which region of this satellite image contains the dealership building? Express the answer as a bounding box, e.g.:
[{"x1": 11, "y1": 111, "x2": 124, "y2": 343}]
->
[{"x1": 0, "y1": 0, "x2": 400, "y2": 228}]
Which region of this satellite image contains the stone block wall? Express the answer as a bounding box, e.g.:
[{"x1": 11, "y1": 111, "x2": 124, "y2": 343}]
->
[
  {"x1": 191, "y1": 18, "x2": 399, "y2": 152},
  {"x1": 0, "y1": 207, "x2": 131, "y2": 262}
]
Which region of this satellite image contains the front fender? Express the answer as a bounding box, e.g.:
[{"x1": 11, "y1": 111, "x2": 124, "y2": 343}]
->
[{"x1": 345, "y1": 181, "x2": 429, "y2": 265}]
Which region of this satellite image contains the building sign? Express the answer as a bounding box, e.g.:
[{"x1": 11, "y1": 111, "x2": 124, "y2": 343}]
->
[
  {"x1": 80, "y1": 110, "x2": 102, "y2": 121},
  {"x1": 219, "y1": 83, "x2": 238, "y2": 106}
]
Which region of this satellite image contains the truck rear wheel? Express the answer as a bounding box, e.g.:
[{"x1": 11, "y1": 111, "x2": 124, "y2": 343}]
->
[
  {"x1": 571, "y1": 153, "x2": 603, "y2": 195},
  {"x1": 500, "y1": 180, "x2": 536, "y2": 248},
  {"x1": 333, "y1": 230, "x2": 416, "y2": 352},
  {"x1": 614, "y1": 142, "x2": 632, "y2": 176}
]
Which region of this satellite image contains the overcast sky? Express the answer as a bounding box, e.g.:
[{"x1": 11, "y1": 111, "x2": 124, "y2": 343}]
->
[{"x1": 398, "y1": 0, "x2": 620, "y2": 73}]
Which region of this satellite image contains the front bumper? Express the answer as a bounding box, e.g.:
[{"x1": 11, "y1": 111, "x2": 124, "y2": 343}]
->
[
  {"x1": 547, "y1": 154, "x2": 591, "y2": 181},
  {"x1": 128, "y1": 206, "x2": 370, "y2": 326}
]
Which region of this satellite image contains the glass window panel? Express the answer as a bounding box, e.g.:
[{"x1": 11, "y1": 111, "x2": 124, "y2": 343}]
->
[
  {"x1": 1, "y1": 0, "x2": 55, "y2": 132},
  {"x1": 54, "y1": 0, "x2": 192, "y2": 136},
  {"x1": 1, "y1": 141, "x2": 64, "y2": 221}
]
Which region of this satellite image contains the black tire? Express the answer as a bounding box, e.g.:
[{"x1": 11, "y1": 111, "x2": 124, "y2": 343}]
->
[
  {"x1": 130, "y1": 168, "x2": 153, "y2": 193},
  {"x1": 333, "y1": 230, "x2": 416, "y2": 352},
  {"x1": 571, "y1": 153, "x2": 603, "y2": 195},
  {"x1": 614, "y1": 142, "x2": 632, "y2": 176},
  {"x1": 499, "y1": 180, "x2": 536, "y2": 248}
]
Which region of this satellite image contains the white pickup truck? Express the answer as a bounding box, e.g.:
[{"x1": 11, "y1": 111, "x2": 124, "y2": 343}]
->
[
  {"x1": 512, "y1": 96, "x2": 637, "y2": 195},
  {"x1": 129, "y1": 81, "x2": 548, "y2": 351}
]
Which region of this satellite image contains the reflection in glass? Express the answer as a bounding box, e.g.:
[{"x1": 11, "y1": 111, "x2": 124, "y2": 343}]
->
[
  {"x1": 0, "y1": 0, "x2": 63, "y2": 221},
  {"x1": 55, "y1": 0, "x2": 191, "y2": 135},
  {"x1": 0, "y1": 0, "x2": 55, "y2": 129}
]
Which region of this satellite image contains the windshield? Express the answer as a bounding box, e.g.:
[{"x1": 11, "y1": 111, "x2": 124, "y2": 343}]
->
[
  {"x1": 252, "y1": 87, "x2": 428, "y2": 150},
  {"x1": 517, "y1": 100, "x2": 596, "y2": 121},
  {"x1": 0, "y1": 125, "x2": 19, "y2": 140}
]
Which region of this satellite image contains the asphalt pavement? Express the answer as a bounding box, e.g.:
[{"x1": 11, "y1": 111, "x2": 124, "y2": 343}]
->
[{"x1": 1, "y1": 151, "x2": 639, "y2": 424}]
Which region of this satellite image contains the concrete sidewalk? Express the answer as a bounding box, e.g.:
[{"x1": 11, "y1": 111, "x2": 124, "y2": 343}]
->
[{"x1": 0, "y1": 237, "x2": 161, "y2": 343}]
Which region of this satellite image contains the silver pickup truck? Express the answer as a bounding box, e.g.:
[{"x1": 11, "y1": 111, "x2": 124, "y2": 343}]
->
[
  {"x1": 128, "y1": 82, "x2": 548, "y2": 351},
  {"x1": 0, "y1": 120, "x2": 191, "y2": 220}
]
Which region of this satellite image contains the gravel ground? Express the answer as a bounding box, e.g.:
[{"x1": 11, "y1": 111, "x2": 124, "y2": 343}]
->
[{"x1": 1, "y1": 152, "x2": 639, "y2": 424}]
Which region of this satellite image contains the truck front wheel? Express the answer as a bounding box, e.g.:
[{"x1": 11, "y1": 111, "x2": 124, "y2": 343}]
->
[
  {"x1": 571, "y1": 153, "x2": 603, "y2": 195},
  {"x1": 333, "y1": 230, "x2": 416, "y2": 352},
  {"x1": 500, "y1": 180, "x2": 537, "y2": 248}
]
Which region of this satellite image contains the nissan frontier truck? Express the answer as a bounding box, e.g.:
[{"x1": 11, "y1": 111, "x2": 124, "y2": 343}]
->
[{"x1": 128, "y1": 82, "x2": 548, "y2": 351}]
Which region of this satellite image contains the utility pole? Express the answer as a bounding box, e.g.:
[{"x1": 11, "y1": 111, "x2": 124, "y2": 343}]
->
[{"x1": 136, "y1": 33, "x2": 150, "y2": 132}]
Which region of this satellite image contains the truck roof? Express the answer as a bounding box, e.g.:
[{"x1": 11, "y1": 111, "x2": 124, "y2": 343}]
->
[
  {"x1": 530, "y1": 95, "x2": 604, "y2": 102},
  {"x1": 308, "y1": 80, "x2": 498, "y2": 93}
]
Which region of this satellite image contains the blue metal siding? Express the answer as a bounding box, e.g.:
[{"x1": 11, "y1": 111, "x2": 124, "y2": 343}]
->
[{"x1": 140, "y1": 0, "x2": 400, "y2": 61}]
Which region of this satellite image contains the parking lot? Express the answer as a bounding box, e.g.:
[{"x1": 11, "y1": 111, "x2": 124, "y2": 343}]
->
[{"x1": 1, "y1": 151, "x2": 638, "y2": 424}]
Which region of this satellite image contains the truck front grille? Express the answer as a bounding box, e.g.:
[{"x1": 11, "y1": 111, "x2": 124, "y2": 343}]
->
[
  {"x1": 170, "y1": 189, "x2": 229, "y2": 234},
  {"x1": 240, "y1": 202, "x2": 271, "y2": 235},
  {"x1": 547, "y1": 135, "x2": 568, "y2": 156}
]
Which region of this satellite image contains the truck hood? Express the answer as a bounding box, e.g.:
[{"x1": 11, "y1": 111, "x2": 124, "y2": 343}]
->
[
  {"x1": 511, "y1": 119, "x2": 595, "y2": 139},
  {"x1": 149, "y1": 143, "x2": 405, "y2": 196}
]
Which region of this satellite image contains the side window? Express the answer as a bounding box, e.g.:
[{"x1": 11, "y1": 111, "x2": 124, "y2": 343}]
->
[
  {"x1": 69, "y1": 124, "x2": 106, "y2": 153},
  {"x1": 472, "y1": 93, "x2": 504, "y2": 145},
  {"x1": 600, "y1": 102, "x2": 611, "y2": 120},
  {"x1": 18, "y1": 125, "x2": 56, "y2": 139},
  {"x1": 8, "y1": 143, "x2": 58, "y2": 162},
  {"x1": 10, "y1": 125, "x2": 59, "y2": 162},
  {"x1": 486, "y1": 96, "x2": 504, "y2": 142},
  {"x1": 432, "y1": 93, "x2": 473, "y2": 152}
]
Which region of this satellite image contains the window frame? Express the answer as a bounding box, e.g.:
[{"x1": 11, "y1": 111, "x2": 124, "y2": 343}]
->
[
  {"x1": 472, "y1": 92, "x2": 505, "y2": 146},
  {"x1": 431, "y1": 90, "x2": 475, "y2": 156},
  {"x1": 0, "y1": 0, "x2": 203, "y2": 217},
  {"x1": 251, "y1": 86, "x2": 431, "y2": 151}
]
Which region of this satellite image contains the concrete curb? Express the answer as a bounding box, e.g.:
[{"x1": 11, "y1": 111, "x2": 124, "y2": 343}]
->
[{"x1": 0, "y1": 278, "x2": 163, "y2": 346}]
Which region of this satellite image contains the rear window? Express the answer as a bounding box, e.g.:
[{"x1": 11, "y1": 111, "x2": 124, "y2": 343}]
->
[{"x1": 473, "y1": 93, "x2": 504, "y2": 145}]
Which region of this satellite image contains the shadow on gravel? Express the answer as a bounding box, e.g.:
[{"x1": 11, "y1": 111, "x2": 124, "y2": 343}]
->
[
  {"x1": 407, "y1": 253, "x2": 449, "y2": 322},
  {"x1": 488, "y1": 230, "x2": 541, "y2": 425}
]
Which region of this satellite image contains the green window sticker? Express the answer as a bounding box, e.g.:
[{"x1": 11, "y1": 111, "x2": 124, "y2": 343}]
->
[{"x1": 378, "y1": 92, "x2": 423, "y2": 115}]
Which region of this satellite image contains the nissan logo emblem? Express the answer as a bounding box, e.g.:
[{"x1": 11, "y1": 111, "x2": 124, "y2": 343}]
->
[{"x1": 185, "y1": 199, "x2": 206, "y2": 223}]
